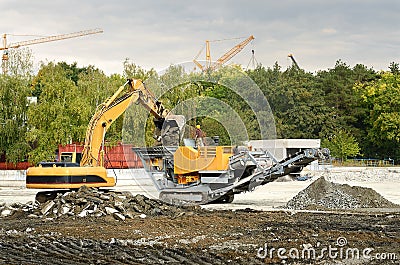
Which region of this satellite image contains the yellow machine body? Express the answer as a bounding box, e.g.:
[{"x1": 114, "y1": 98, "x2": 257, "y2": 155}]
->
[
  {"x1": 171, "y1": 146, "x2": 234, "y2": 184},
  {"x1": 174, "y1": 146, "x2": 233, "y2": 174},
  {"x1": 26, "y1": 165, "x2": 115, "y2": 189}
]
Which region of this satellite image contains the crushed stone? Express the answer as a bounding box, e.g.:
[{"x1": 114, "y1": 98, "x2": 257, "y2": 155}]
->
[{"x1": 284, "y1": 176, "x2": 399, "y2": 210}]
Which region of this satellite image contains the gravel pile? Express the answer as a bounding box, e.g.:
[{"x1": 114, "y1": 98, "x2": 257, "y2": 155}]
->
[
  {"x1": 285, "y1": 176, "x2": 399, "y2": 210},
  {"x1": 0, "y1": 186, "x2": 195, "y2": 220}
]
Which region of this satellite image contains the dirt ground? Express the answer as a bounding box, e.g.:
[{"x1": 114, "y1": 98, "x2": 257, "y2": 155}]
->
[
  {"x1": 1, "y1": 174, "x2": 400, "y2": 264},
  {"x1": 1, "y1": 208, "x2": 399, "y2": 265}
]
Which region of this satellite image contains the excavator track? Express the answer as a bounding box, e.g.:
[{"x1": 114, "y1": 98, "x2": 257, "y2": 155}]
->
[{"x1": 34, "y1": 190, "x2": 68, "y2": 204}]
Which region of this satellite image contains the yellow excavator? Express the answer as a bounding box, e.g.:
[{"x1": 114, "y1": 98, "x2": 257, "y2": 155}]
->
[
  {"x1": 26, "y1": 79, "x2": 329, "y2": 204},
  {"x1": 26, "y1": 79, "x2": 184, "y2": 195}
]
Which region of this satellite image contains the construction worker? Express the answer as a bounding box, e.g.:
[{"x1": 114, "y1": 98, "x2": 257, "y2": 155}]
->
[{"x1": 195, "y1": 124, "x2": 205, "y2": 147}]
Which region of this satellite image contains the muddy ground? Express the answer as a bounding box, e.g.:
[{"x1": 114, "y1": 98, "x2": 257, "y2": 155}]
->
[{"x1": 1, "y1": 209, "x2": 399, "y2": 265}]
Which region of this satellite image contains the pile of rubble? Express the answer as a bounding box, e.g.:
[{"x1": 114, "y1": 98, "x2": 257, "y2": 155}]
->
[
  {"x1": 0, "y1": 186, "x2": 196, "y2": 220},
  {"x1": 284, "y1": 176, "x2": 399, "y2": 210}
]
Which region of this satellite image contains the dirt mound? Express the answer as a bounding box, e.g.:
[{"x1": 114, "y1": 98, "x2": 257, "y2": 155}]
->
[
  {"x1": 285, "y1": 176, "x2": 399, "y2": 210},
  {"x1": 0, "y1": 186, "x2": 197, "y2": 220}
]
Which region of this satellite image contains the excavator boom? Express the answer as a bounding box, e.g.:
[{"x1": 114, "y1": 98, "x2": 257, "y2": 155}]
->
[
  {"x1": 80, "y1": 79, "x2": 155, "y2": 167},
  {"x1": 26, "y1": 79, "x2": 184, "y2": 190}
]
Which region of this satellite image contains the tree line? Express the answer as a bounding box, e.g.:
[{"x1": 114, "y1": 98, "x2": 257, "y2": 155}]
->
[{"x1": 0, "y1": 48, "x2": 399, "y2": 164}]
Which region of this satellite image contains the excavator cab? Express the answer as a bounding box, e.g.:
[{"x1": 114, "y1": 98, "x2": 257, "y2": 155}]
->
[{"x1": 60, "y1": 152, "x2": 82, "y2": 164}]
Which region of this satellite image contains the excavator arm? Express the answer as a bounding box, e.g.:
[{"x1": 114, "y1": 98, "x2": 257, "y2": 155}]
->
[
  {"x1": 26, "y1": 79, "x2": 184, "y2": 190},
  {"x1": 80, "y1": 79, "x2": 168, "y2": 167}
]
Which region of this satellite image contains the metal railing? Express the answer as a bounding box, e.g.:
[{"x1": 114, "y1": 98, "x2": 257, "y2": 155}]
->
[{"x1": 331, "y1": 158, "x2": 395, "y2": 167}]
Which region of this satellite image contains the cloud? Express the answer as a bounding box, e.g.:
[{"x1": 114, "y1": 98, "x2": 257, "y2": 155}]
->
[
  {"x1": 321, "y1": 28, "x2": 337, "y2": 35},
  {"x1": 2, "y1": 0, "x2": 400, "y2": 74}
]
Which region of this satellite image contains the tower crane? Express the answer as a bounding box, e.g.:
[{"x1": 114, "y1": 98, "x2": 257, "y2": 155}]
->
[
  {"x1": 1, "y1": 28, "x2": 103, "y2": 74},
  {"x1": 246, "y1": 49, "x2": 259, "y2": 70},
  {"x1": 193, "y1": 35, "x2": 255, "y2": 71}
]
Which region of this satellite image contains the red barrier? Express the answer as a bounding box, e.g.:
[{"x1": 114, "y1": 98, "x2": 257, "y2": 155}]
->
[
  {"x1": 58, "y1": 143, "x2": 143, "y2": 169},
  {"x1": 0, "y1": 143, "x2": 143, "y2": 170},
  {"x1": 0, "y1": 162, "x2": 33, "y2": 170}
]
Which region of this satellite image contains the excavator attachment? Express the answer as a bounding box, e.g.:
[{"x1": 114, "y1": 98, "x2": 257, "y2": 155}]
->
[{"x1": 161, "y1": 114, "x2": 186, "y2": 146}]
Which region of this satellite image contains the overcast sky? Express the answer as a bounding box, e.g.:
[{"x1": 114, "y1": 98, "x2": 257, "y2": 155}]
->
[{"x1": 2, "y1": 0, "x2": 399, "y2": 75}]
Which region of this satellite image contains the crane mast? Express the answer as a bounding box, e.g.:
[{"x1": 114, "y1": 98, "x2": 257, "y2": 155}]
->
[
  {"x1": 288, "y1": 53, "x2": 300, "y2": 70},
  {"x1": 1, "y1": 28, "x2": 103, "y2": 74}
]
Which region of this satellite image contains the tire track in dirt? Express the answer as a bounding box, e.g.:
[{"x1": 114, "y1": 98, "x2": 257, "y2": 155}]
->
[
  {"x1": 1, "y1": 210, "x2": 399, "y2": 264},
  {"x1": 0, "y1": 234, "x2": 232, "y2": 265}
]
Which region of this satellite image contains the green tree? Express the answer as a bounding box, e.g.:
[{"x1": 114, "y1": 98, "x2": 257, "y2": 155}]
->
[
  {"x1": 121, "y1": 61, "x2": 160, "y2": 146},
  {"x1": 315, "y1": 61, "x2": 376, "y2": 139},
  {"x1": 200, "y1": 117, "x2": 230, "y2": 145},
  {"x1": 123, "y1": 59, "x2": 157, "y2": 81},
  {"x1": 27, "y1": 62, "x2": 90, "y2": 163},
  {"x1": 206, "y1": 65, "x2": 268, "y2": 140},
  {"x1": 0, "y1": 75, "x2": 31, "y2": 163},
  {"x1": 6, "y1": 47, "x2": 34, "y2": 77},
  {"x1": 322, "y1": 129, "x2": 360, "y2": 162},
  {"x1": 354, "y1": 71, "x2": 400, "y2": 160},
  {"x1": 77, "y1": 67, "x2": 125, "y2": 145},
  {"x1": 278, "y1": 65, "x2": 330, "y2": 139},
  {"x1": 248, "y1": 63, "x2": 330, "y2": 139},
  {"x1": 389, "y1": 62, "x2": 399, "y2": 74},
  {"x1": 0, "y1": 47, "x2": 34, "y2": 163},
  {"x1": 58, "y1": 62, "x2": 88, "y2": 85}
]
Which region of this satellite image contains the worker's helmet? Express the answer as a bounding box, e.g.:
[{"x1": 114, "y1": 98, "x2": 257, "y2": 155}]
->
[{"x1": 196, "y1": 125, "x2": 201, "y2": 129}]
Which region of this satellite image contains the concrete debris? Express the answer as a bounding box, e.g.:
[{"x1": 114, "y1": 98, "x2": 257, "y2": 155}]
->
[
  {"x1": 161, "y1": 124, "x2": 181, "y2": 146},
  {"x1": 113, "y1": 212, "x2": 126, "y2": 221},
  {"x1": 105, "y1": 206, "x2": 118, "y2": 215},
  {"x1": 284, "y1": 176, "x2": 399, "y2": 210},
  {"x1": 139, "y1": 213, "x2": 147, "y2": 219},
  {"x1": 40, "y1": 201, "x2": 55, "y2": 215},
  {"x1": 1, "y1": 208, "x2": 12, "y2": 217},
  {"x1": 0, "y1": 186, "x2": 197, "y2": 221}
]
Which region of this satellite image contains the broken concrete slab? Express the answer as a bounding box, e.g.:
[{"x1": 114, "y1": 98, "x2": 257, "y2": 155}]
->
[
  {"x1": 40, "y1": 201, "x2": 55, "y2": 215},
  {"x1": 0, "y1": 185, "x2": 198, "y2": 221},
  {"x1": 1, "y1": 208, "x2": 13, "y2": 217}
]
